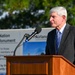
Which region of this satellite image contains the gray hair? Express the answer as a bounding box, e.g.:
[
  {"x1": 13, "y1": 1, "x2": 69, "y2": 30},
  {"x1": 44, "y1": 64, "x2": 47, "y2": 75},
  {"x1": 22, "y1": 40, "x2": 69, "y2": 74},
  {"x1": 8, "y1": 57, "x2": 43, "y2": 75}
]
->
[{"x1": 50, "y1": 6, "x2": 67, "y2": 20}]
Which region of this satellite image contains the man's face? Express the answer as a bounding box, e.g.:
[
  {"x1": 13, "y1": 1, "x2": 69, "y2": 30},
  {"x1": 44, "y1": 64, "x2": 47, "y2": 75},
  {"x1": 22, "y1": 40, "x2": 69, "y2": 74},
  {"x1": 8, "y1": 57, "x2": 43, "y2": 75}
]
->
[{"x1": 50, "y1": 12, "x2": 64, "y2": 29}]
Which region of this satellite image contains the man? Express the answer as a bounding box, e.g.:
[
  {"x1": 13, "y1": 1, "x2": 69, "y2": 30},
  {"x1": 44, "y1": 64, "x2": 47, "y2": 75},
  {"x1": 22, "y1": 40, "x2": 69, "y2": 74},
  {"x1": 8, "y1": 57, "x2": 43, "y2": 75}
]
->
[{"x1": 45, "y1": 6, "x2": 75, "y2": 64}]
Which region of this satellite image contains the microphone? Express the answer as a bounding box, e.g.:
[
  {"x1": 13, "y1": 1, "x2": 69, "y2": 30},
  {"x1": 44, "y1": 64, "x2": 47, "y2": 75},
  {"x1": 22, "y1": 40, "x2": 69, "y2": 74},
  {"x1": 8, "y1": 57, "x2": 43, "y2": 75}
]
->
[
  {"x1": 13, "y1": 27, "x2": 41, "y2": 56},
  {"x1": 26, "y1": 26, "x2": 42, "y2": 41}
]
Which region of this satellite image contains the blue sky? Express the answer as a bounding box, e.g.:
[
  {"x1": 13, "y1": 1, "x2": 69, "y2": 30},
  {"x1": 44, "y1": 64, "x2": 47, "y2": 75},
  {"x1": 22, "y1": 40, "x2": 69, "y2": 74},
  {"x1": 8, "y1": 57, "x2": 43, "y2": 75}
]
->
[{"x1": 23, "y1": 41, "x2": 46, "y2": 55}]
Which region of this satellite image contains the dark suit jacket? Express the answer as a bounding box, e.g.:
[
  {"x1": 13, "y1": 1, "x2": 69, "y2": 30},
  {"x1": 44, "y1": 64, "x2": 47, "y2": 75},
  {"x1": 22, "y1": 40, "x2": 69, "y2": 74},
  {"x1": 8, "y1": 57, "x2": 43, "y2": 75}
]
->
[{"x1": 45, "y1": 24, "x2": 75, "y2": 64}]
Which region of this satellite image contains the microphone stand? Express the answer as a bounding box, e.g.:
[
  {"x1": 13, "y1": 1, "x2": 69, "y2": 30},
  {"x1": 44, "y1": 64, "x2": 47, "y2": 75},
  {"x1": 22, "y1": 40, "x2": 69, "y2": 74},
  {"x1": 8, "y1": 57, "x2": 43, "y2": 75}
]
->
[{"x1": 13, "y1": 33, "x2": 29, "y2": 56}]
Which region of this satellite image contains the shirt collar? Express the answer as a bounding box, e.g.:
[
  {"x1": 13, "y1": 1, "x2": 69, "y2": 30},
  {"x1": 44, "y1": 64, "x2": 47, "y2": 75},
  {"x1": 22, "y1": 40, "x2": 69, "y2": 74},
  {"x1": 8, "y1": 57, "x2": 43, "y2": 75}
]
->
[{"x1": 56, "y1": 23, "x2": 66, "y2": 34}]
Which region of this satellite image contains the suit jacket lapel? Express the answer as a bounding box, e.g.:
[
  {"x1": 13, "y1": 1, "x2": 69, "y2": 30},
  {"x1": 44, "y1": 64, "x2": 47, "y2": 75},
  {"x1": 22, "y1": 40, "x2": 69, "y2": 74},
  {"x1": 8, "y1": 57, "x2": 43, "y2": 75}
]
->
[{"x1": 58, "y1": 24, "x2": 71, "y2": 54}]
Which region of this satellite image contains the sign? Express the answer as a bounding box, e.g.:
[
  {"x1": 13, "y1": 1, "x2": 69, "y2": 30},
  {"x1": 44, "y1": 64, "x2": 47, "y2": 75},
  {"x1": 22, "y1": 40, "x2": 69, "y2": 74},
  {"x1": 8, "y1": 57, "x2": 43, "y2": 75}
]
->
[{"x1": 0, "y1": 28, "x2": 53, "y2": 74}]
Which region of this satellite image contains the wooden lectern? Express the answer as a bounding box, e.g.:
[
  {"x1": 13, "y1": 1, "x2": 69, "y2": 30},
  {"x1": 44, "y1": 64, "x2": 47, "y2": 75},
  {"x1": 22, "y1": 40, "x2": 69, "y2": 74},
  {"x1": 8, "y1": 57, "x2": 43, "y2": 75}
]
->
[{"x1": 5, "y1": 55, "x2": 75, "y2": 75}]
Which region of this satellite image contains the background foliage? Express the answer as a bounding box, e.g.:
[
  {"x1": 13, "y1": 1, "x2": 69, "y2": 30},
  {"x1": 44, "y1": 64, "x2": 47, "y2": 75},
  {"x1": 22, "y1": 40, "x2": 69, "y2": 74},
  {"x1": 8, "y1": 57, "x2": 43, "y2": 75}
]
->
[{"x1": 0, "y1": 0, "x2": 75, "y2": 29}]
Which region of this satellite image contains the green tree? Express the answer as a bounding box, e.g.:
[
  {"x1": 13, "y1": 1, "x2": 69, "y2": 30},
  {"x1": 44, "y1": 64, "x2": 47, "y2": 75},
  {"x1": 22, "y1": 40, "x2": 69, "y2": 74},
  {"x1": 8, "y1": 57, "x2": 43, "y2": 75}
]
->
[{"x1": 0, "y1": 0, "x2": 75, "y2": 29}]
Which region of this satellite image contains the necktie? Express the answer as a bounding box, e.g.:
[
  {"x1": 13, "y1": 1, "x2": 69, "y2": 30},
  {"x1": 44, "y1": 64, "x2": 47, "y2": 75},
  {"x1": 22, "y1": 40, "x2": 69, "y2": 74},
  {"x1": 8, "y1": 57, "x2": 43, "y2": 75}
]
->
[{"x1": 56, "y1": 31, "x2": 61, "y2": 54}]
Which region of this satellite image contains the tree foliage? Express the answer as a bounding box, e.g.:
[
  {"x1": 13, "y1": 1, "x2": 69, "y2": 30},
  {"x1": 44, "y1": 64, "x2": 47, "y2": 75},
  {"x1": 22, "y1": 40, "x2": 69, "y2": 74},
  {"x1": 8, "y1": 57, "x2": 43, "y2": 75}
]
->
[{"x1": 0, "y1": 0, "x2": 75, "y2": 29}]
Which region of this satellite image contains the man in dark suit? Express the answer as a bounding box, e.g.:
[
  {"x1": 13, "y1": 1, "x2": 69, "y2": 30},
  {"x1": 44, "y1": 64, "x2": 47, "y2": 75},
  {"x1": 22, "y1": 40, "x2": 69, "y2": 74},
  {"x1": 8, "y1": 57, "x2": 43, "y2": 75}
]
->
[{"x1": 45, "y1": 6, "x2": 75, "y2": 64}]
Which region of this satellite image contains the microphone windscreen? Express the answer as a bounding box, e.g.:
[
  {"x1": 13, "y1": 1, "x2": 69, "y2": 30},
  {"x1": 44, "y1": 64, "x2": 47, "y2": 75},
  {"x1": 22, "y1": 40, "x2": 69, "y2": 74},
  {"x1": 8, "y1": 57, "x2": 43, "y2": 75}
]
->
[{"x1": 35, "y1": 26, "x2": 42, "y2": 34}]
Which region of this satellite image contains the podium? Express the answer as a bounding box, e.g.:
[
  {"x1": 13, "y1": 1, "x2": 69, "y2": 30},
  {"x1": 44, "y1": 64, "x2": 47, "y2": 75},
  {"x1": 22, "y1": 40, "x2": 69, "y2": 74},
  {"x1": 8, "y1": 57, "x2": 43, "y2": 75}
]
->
[{"x1": 5, "y1": 55, "x2": 75, "y2": 75}]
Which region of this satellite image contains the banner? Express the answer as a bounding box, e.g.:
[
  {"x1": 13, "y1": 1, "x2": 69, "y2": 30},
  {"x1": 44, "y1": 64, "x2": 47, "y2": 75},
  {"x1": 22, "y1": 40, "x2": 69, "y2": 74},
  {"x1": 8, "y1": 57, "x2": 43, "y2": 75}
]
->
[{"x1": 0, "y1": 28, "x2": 53, "y2": 74}]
